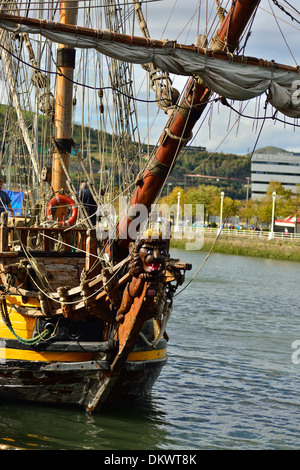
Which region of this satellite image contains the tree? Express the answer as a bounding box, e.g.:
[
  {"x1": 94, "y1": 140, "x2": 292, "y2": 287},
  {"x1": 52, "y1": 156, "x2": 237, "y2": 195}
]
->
[
  {"x1": 283, "y1": 184, "x2": 300, "y2": 218},
  {"x1": 283, "y1": 184, "x2": 300, "y2": 233},
  {"x1": 184, "y1": 185, "x2": 220, "y2": 221},
  {"x1": 238, "y1": 199, "x2": 260, "y2": 226},
  {"x1": 248, "y1": 181, "x2": 300, "y2": 228},
  {"x1": 160, "y1": 186, "x2": 185, "y2": 207},
  {"x1": 158, "y1": 186, "x2": 185, "y2": 224}
]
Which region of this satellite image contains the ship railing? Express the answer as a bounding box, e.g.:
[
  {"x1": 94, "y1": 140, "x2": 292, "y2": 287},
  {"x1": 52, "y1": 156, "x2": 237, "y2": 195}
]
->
[
  {"x1": 0, "y1": 213, "x2": 98, "y2": 254},
  {"x1": 6, "y1": 226, "x2": 90, "y2": 253}
]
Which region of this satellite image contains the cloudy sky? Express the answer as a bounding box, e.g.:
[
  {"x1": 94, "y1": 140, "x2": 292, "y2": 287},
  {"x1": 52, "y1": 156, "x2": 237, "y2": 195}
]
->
[{"x1": 130, "y1": 0, "x2": 300, "y2": 155}]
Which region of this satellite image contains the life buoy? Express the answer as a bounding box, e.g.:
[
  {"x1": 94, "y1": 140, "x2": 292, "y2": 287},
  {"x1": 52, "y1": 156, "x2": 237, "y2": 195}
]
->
[{"x1": 46, "y1": 194, "x2": 78, "y2": 227}]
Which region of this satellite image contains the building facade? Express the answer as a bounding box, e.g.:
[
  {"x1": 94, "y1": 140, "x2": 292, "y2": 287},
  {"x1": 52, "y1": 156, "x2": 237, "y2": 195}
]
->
[{"x1": 251, "y1": 152, "x2": 300, "y2": 200}]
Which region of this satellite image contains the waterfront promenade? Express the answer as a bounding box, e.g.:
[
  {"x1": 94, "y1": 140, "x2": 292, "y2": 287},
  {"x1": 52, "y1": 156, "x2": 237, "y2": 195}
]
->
[
  {"x1": 170, "y1": 227, "x2": 300, "y2": 261},
  {"x1": 204, "y1": 227, "x2": 300, "y2": 241}
]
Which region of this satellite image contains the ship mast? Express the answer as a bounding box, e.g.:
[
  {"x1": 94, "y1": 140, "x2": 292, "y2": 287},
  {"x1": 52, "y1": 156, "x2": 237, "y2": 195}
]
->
[
  {"x1": 52, "y1": 1, "x2": 78, "y2": 193},
  {"x1": 116, "y1": 0, "x2": 261, "y2": 254}
]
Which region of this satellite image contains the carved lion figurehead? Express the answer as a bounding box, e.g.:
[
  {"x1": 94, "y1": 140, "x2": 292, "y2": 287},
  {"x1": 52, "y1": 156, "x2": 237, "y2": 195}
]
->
[{"x1": 129, "y1": 228, "x2": 169, "y2": 277}]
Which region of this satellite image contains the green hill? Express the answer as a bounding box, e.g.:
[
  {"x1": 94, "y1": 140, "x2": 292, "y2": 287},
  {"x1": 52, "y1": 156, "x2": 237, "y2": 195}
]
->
[
  {"x1": 0, "y1": 104, "x2": 292, "y2": 198},
  {"x1": 254, "y1": 146, "x2": 288, "y2": 154},
  {"x1": 168, "y1": 147, "x2": 251, "y2": 198}
]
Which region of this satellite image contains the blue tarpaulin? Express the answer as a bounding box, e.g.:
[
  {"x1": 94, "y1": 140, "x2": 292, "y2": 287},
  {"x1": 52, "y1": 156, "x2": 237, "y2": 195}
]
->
[{"x1": 6, "y1": 190, "x2": 25, "y2": 216}]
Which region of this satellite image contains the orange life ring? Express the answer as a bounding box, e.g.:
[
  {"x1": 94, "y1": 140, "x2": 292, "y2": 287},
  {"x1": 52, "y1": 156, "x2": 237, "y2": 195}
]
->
[{"x1": 46, "y1": 194, "x2": 78, "y2": 227}]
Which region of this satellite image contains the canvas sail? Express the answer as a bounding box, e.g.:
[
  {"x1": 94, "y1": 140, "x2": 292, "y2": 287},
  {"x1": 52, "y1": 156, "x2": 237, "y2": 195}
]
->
[{"x1": 0, "y1": 14, "x2": 299, "y2": 118}]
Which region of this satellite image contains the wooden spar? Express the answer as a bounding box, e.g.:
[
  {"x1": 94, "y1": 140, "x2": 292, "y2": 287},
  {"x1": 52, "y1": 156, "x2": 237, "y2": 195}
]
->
[
  {"x1": 52, "y1": 1, "x2": 78, "y2": 193},
  {"x1": 0, "y1": 12, "x2": 296, "y2": 74},
  {"x1": 115, "y1": 0, "x2": 261, "y2": 255},
  {"x1": 212, "y1": 0, "x2": 260, "y2": 52}
]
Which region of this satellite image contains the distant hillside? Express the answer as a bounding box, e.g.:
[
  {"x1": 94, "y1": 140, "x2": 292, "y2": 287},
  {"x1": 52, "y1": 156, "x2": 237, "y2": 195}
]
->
[
  {"x1": 254, "y1": 146, "x2": 288, "y2": 154},
  {"x1": 0, "y1": 104, "x2": 251, "y2": 197},
  {"x1": 0, "y1": 103, "x2": 293, "y2": 198},
  {"x1": 162, "y1": 147, "x2": 252, "y2": 198},
  {"x1": 0, "y1": 103, "x2": 113, "y2": 160}
]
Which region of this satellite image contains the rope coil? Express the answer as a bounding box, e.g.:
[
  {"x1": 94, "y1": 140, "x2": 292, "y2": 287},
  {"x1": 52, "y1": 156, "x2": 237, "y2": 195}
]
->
[{"x1": 0, "y1": 295, "x2": 51, "y2": 345}]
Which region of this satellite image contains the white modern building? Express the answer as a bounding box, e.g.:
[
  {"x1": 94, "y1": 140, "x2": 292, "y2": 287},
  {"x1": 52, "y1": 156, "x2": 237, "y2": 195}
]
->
[{"x1": 251, "y1": 151, "x2": 300, "y2": 200}]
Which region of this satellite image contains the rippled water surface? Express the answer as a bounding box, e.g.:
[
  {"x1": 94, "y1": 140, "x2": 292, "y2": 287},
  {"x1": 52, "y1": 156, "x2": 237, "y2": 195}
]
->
[{"x1": 1, "y1": 249, "x2": 300, "y2": 450}]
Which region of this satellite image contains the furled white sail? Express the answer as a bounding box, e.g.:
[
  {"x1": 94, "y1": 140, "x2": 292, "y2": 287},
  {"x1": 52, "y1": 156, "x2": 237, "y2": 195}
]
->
[{"x1": 0, "y1": 15, "x2": 299, "y2": 118}]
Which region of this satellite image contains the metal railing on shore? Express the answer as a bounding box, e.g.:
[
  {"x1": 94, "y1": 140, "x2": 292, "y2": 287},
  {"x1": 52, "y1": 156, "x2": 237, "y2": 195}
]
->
[{"x1": 203, "y1": 227, "x2": 300, "y2": 240}]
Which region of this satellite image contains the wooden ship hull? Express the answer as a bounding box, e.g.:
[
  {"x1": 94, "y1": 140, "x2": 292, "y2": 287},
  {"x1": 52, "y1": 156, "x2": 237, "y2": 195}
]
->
[
  {"x1": 0, "y1": 0, "x2": 269, "y2": 411},
  {"x1": 0, "y1": 217, "x2": 190, "y2": 411},
  {"x1": 0, "y1": 315, "x2": 168, "y2": 411}
]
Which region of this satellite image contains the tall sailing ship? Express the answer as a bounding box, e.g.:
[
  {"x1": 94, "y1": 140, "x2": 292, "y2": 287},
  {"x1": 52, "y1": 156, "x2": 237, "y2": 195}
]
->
[{"x1": 0, "y1": 0, "x2": 298, "y2": 412}]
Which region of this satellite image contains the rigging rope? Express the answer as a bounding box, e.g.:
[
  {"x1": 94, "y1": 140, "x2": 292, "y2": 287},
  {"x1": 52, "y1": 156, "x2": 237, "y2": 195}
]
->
[
  {"x1": 219, "y1": 97, "x2": 300, "y2": 127},
  {"x1": 268, "y1": 0, "x2": 298, "y2": 65},
  {"x1": 0, "y1": 43, "x2": 229, "y2": 111},
  {"x1": 271, "y1": 0, "x2": 300, "y2": 24},
  {"x1": 282, "y1": 0, "x2": 300, "y2": 16},
  {"x1": 8, "y1": 216, "x2": 131, "y2": 306},
  {"x1": 0, "y1": 38, "x2": 298, "y2": 130},
  {"x1": 153, "y1": 79, "x2": 198, "y2": 203},
  {"x1": 1, "y1": 0, "x2": 163, "y2": 14},
  {"x1": 174, "y1": 104, "x2": 268, "y2": 298},
  {"x1": 0, "y1": 294, "x2": 51, "y2": 344}
]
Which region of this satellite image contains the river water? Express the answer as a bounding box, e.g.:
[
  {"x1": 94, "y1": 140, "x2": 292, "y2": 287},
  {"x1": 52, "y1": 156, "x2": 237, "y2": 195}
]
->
[{"x1": 0, "y1": 249, "x2": 300, "y2": 451}]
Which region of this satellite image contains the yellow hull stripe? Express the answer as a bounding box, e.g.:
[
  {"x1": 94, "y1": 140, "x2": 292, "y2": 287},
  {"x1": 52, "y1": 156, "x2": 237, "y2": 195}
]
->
[
  {"x1": 127, "y1": 348, "x2": 167, "y2": 362},
  {"x1": 0, "y1": 348, "x2": 166, "y2": 364},
  {"x1": 0, "y1": 309, "x2": 37, "y2": 340},
  {"x1": 0, "y1": 348, "x2": 93, "y2": 362},
  {"x1": 6, "y1": 295, "x2": 41, "y2": 309}
]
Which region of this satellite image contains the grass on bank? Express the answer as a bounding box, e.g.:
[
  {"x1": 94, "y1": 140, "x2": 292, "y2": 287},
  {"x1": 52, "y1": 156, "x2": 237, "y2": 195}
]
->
[{"x1": 170, "y1": 235, "x2": 300, "y2": 262}]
